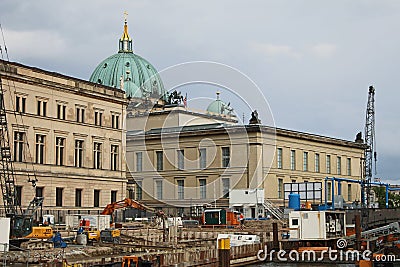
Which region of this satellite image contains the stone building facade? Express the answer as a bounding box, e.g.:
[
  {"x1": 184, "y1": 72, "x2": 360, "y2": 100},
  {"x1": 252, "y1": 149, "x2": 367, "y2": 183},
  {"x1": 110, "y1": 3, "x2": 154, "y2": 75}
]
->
[
  {"x1": 0, "y1": 60, "x2": 127, "y2": 222},
  {"x1": 126, "y1": 120, "x2": 365, "y2": 216}
]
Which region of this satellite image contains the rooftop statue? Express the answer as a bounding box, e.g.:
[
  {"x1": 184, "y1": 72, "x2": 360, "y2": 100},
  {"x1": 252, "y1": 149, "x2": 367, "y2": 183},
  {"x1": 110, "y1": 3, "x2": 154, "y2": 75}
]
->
[{"x1": 249, "y1": 110, "x2": 261, "y2": 124}]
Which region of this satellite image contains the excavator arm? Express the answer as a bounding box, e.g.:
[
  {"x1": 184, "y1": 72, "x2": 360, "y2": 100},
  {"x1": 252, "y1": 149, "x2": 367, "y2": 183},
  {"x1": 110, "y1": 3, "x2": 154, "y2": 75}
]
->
[{"x1": 101, "y1": 198, "x2": 164, "y2": 216}]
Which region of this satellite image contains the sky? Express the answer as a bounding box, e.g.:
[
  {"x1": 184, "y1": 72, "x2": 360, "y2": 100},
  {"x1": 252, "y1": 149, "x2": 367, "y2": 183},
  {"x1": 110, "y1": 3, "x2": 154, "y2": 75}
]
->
[{"x1": 0, "y1": 0, "x2": 399, "y2": 182}]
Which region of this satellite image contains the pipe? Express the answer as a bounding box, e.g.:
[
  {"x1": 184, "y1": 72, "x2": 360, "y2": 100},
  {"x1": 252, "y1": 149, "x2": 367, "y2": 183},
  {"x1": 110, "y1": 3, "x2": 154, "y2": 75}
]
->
[
  {"x1": 325, "y1": 178, "x2": 328, "y2": 208},
  {"x1": 331, "y1": 179, "x2": 335, "y2": 210},
  {"x1": 326, "y1": 176, "x2": 394, "y2": 209},
  {"x1": 386, "y1": 185, "x2": 389, "y2": 209}
]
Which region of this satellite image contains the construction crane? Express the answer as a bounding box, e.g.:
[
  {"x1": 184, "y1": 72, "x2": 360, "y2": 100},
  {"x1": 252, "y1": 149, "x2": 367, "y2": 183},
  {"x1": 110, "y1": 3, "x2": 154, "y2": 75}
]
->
[
  {"x1": 0, "y1": 74, "x2": 52, "y2": 247},
  {"x1": 363, "y1": 85, "x2": 377, "y2": 208}
]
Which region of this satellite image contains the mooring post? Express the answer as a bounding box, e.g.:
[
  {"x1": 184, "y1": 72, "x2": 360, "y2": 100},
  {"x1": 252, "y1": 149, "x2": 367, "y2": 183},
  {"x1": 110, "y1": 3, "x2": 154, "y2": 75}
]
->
[
  {"x1": 355, "y1": 213, "x2": 361, "y2": 251},
  {"x1": 218, "y1": 238, "x2": 230, "y2": 267},
  {"x1": 272, "y1": 222, "x2": 279, "y2": 250}
]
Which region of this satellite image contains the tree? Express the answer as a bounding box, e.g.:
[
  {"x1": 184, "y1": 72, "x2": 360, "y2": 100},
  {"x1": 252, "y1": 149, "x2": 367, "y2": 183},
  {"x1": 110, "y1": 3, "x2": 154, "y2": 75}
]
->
[{"x1": 373, "y1": 187, "x2": 400, "y2": 208}]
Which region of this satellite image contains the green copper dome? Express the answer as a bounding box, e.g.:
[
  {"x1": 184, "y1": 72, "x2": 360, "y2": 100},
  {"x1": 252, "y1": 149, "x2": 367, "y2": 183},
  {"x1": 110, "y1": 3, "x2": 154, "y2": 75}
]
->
[
  {"x1": 207, "y1": 92, "x2": 234, "y2": 116},
  {"x1": 89, "y1": 20, "x2": 165, "y2": 98}
]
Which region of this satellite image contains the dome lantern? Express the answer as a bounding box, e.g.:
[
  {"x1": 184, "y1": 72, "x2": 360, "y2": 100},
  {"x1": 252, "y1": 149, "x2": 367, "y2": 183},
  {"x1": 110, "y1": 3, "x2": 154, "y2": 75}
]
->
[{"x1": 119, "y1": 14, "x2": 133, "y2": 53}]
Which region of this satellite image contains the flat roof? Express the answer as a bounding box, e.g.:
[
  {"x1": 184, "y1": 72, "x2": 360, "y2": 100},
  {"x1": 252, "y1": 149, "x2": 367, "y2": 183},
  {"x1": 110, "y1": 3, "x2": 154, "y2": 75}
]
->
[{"x1": 127, "y1": 123, "x2": 366, "y2": 149}]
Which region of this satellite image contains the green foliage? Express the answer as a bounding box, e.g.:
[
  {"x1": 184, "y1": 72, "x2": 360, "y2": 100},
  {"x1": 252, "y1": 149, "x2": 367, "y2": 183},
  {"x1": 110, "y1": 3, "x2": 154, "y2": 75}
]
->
[{"x1": 373, "y1": 187, "x2": 400, "y2": 208}]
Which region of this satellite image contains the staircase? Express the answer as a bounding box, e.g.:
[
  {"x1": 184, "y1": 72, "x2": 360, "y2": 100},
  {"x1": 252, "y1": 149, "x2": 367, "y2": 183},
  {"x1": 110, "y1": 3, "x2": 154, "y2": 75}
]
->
[{"x1": 263, "y1": 198, "x2": 284, "y2": 221}]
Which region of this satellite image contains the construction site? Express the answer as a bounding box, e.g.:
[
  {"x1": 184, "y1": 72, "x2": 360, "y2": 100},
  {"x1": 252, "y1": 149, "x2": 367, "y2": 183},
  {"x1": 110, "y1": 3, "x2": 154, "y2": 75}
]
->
[
  {"x1": 1, "y1": 82, "x2": 400, "y2": 267},
  {"x1": 0, "y1": 10, "x2": 399, "y2": 266}
]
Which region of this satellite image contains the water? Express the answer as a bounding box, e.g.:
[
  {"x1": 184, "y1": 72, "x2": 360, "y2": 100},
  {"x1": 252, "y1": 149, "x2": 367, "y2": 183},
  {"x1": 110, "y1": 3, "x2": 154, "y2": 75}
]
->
[
  {"x1": 251, "y1": 263, "x2": 400, "y2": 266},
  {"x1": 250, "y1": 264, "x2": 354, "y2": 267}
]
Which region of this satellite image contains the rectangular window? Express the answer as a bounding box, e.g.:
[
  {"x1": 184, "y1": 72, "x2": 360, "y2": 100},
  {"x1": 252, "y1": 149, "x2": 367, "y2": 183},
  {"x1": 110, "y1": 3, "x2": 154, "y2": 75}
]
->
[
  {"x1": 43, "y1": 101, "x2": 47, "y2": 116},
  {"x1": 128, "y1": 186, "x2": 135, "y2": 199},
  {"x1": 76, "y1": 107, "x2": 85, "y2": 123},
  {"x1": 111, "y1": 114, "x2": 120, "y2": 129},
  {"x1": 303, "y1": 152, "x2": 308, "y2": 171},
  {"x1": 290, "y1": 150, "x2": 296, "y2": 171},
  {"x1": 347, "y1": 158, "x2": 351, "y2": 176},
  {"x1": 315, "y1": 153, "x2": 320, "y2": 173},
  {"x1": 222, "y1": 178, "x2": 230, "y2": 198},
  {"x1": 74, "y1": 140, "x2": 84, "y2": 167},
  {"x1": 177, "y1": 180, "x2": 184, "y2": 199},
  {"x1": 16, "y1": 96, "x2": 26, "y2": 113},
  {"x1": 222, "y1": 147, "x2": 230, "y2": 168},
  {"x1": 35, "y1": 134, "x2": 45, "y2": 164},
  {"x1": 277, "y1": 148, "x2": 283, "y2": 169},
  {"x1": 326, "y1": 155, "x2": 331, "y2": 174},
  {"x1": 75, "y1": 189, "x2": 82, "y2": 207},
  {"x1": 94, "y1": 190, "x2": 100, "y2": 207},
  {"x1": 347, "y1": 184, "x2": 352, "y2": 201},
  {"x1": 327, "y1": 182, "x2": 332, "y2": 201},
  {"x1": 177, "y1": 149, "x2": 184, "y2": 170},
  {"x1": 278, "y1": 178, "x2": 283, "y2": 198},
  {"x1": 111, "y1": 190, "x2": 117, "y2": 203},
  {"x1": 337, "y1": 156, "x2": 342, "y2": 175},
  {"x1": 13, "y1": 131, "x2": 25, "y2": 162},
  {"x1": 15, "y1": 186, "x2": 22, "y2": 206},
  {"x1": 37, "y1": 100, "x2": 47, "y2": 116},
  {"x1": 36, "y1": 187, "x2": 43, "y2": 197},
  {"x1": 156, "y1": 151, "x2": 163, "y2": 171},
  {"x1": 57, "y1": 104, "x2": 61, "y2": 119},
  {"x1": 57, "y1": 104, "x2": 66, "y2": 120},
  {"x1": 94, "y1": 111, "x2": 103, "y2": 126},
  {"x1": 199, "y1": 148, "x2": 207, "y2": 169},
  {"x1": 55, "y1": 137, "x2": 65, "y2": 166},
  {"x1": 56, "y1": 187, "x2": 63, "y2": 207},
  {"x1": 199, "y1": 178, "x2": 206, "y2": 199},
  {"x1": 93, "y1": 142, "x2": 102, "y2": 169},
  {"x1": 110, "y1": 145, "x2": 119, "y2": 171},
  {"x1": 155, "y1": 180, "x2": 163, "y2": 200},
  {"x1": 16, "y1": 96, "x2": 20, "y2": 113},
  {"x1": 136, "y1": 152, "x2": 143, "y2": 172},
  {"x1": 136, "y1": 181, "x2": 142, "y2": 200}
]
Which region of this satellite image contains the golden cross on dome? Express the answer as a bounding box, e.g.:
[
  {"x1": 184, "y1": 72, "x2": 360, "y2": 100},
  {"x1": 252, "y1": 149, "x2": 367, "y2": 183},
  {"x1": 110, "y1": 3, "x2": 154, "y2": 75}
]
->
[{"x1": 124, "y1": 11, "x2": 128, "y2": 22}]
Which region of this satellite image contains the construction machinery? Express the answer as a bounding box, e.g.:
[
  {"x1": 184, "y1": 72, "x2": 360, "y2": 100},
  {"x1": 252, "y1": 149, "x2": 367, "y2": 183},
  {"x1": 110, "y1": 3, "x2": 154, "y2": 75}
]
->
[
  {"x1": 101, "y1": 198, "x2": 166, "y2": 228},
  {"x1": 363, "y1": 85, "x2": 377, "y2": 208},
  {"x1": 100, "y1": 228, "x2": 121, "y2": 243},
  {"x1": 101, "y1": 198, "x2": 164, "y2": 218},
  {"x1": 77, "y1": 220, "x2": 101, "y2": 244},
  {"x1": 99, "y1": 198, "x2": 166, "y2": 243},
  {"x1": 0, "y1": 76, "x2": 52, "y2": 248}
]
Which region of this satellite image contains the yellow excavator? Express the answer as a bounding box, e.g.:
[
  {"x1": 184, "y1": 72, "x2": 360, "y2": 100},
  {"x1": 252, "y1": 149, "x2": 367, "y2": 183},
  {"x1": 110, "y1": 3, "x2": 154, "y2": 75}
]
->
[{"x1": 8, "y1": 197, "x2": 54, "y2": 249}]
